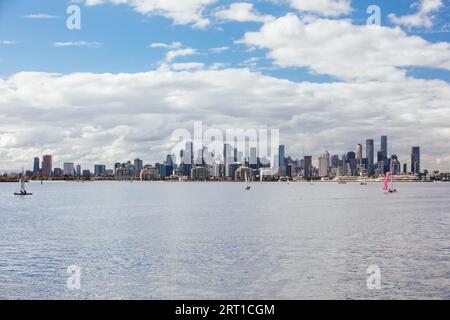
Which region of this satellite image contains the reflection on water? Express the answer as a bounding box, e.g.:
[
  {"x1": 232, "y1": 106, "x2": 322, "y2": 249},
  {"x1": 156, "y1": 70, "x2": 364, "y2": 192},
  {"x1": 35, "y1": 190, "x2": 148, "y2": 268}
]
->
[{"x1": 0, "y1": 181, "x2": 449, "y2": 299}]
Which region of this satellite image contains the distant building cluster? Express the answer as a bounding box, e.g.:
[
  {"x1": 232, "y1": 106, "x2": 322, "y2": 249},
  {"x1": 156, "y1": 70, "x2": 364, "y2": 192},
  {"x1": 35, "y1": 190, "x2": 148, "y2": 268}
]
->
[{"x1": 20, "y1": 135, "x2": 434, "y2": 181}]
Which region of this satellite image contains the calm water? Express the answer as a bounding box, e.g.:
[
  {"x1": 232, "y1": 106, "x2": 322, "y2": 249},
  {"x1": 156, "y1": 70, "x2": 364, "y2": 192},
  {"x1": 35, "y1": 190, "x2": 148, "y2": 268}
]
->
[{"x1": 0, "y1": 181, "x2": 449, "y2": 300}]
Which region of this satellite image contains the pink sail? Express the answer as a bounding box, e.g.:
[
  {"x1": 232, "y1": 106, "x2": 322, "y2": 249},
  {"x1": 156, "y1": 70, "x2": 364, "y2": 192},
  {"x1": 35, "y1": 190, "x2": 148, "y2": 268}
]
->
[{"x1": 383, "y1": 172, "x2": 392, "y2": 190}]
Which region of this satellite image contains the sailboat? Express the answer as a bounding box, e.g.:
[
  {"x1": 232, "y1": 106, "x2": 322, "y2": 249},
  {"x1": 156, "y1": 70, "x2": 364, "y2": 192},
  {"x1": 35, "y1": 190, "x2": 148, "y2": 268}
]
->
[
  {"x1": 383, "y1": 172, "x2": 397, "y2": 193},
  {"x1": 14, "y1": 169, "x2": 32, "y2": 196},
  {"x1": 360, "y1": 175, "x2": 368, "y2": 185},
  {"x1": 245, "y1": 172, "x2": 251, "y2": 190}
]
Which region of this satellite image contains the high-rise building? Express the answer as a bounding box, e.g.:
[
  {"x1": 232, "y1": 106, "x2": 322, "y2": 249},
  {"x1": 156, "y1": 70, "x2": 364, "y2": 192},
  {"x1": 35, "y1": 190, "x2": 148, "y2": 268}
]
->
[
  {"x1": 303, "y1": 156, "x2": 312, "y2": 178},
  {"x1": 366, "y1": 139, "x2": 374, "y2": 175},
  {"x1": 134, "y1": 158, "x2": 143, "y2": 176},
  {"x1": 318, "y1": 151, "x2": 330, "y2": 177},
  {"x1": 331, "y1": 155, "x2": 340, "y2": 169},
  {"x1": 381, "y1": 136, "x2": 387, "y2": 156},
  {"x1": 278, "y1": 145, "x2": 285, "y2": 168},
  {"x1": 42, "y1": 155, "x2": 53, "y2": 176},
  {"x1": 33, "y1": 157, "x2": 40, "y2": 175},
  {"x1": 94, "y1": 165, "x2": 106, "y2": 176},
  {"x1": 411, "y1": 146, "x2": 421, "y2": 174},
  {"x1": 381, "y1": 136, "x2": 388, "y2": 172},
  {"x1": 249, "y1": 147, "x2": 257, "y2": 168},
  {"x1": 356, "y1": 144, "x2": 363, "y2": 165},
  {"x1": 76, "y1": 165, "x2": 81, "y2": 176},
  {"x1": 63, "y1": 162, "x2": 75, "y2": 176}
]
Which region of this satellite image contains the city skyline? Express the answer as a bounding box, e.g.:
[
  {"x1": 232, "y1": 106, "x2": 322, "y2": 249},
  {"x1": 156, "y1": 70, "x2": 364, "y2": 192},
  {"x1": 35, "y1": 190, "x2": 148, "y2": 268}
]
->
[
  {"x1": 15, "y1": 135, "x2": 431, "y2": 179},
  {"x1": 0, "y1": 1, "x2": 449, "y2": 171}
]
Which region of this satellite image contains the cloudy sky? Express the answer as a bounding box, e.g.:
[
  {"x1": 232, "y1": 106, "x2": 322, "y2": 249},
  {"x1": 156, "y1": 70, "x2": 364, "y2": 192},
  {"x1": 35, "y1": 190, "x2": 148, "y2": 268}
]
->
[{"x1": 0, "y1": 0, "x2": 449, "y2": 171}]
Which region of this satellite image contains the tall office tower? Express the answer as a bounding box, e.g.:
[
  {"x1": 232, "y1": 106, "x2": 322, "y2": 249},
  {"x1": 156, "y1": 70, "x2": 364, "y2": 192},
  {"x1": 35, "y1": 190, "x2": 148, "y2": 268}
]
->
[
  {"x1": 331, "y1": 155, "x2": 340, "y2": 168},
  {"x1": 185, "y1": 142, "x2": 194, "y2": 165},
  {"x1": 278, "y1": 145, "x2": 285, "y2": 168},
  {"x1": 303, "y1": 156, "x2": 312, "y2": 178},
  {"x1": 381, "y1": 136, "x2": 387, "y2": 156},
  {"x1": 381, "y1": 136, "x2": 388, "y2": 172},
  {"x1": 76, "y1": 165, "x2": 81, "y2": 176},
  {"x1": 223, "y1": 143, "x2": 232, "y2": 166},
  {"x1": 249, "y1": 147, "x2": 257, "y2": 168},
  {"x1": 318, "y1": 151, "x2": 330, "y2": 177},
  {"x1": 366, "y1": 139, "x2": 374, "y2": 175},
  {"x1": 63, "y1": 162, "x2": 75, "y2": 176},
  {"x1": 356, "y1": 144, "x2": 363, "y2": 165},
  {"x1": 134, "y1": 158, "x2": 143, "y2": 175},
  {"x1": 42, "y1": 155, "x2": 53, "y2": 176},
  {"x1": 347, "y1": 151, "x2": 356, "y2": 176},
  {"x1": 33, "y1": 157, "x2": 40, "y2": 175},
  {"x1": 411, "y1": 146, "x2": 421, "y2": 174}
]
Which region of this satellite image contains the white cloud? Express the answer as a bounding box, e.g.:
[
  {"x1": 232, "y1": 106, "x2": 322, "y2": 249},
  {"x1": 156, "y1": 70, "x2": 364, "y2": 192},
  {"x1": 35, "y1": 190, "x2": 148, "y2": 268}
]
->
[
  {"x1": 22, "y1": 13, "x2": 60, "y2": 19},
  {"x1": 214, "y1": 2, "x2": 274, "y2": 23},
  {"x1": 285, "y1": 0, "x2": 352, "y2": 17},
  {"x1": 210, "y1": 46, "x2": 230, "y2": 53},
  {"x1": 53, "y1": 41, "x2": 103, "y2": 48},
  {"x1": 0, "y1": 69, "x2": 449, "y2": 171},
  {"x1": 83, "y1": 0, "x2": 216, "y2": 27},
  {"x1": 239, "y1": 14, "x2": 450, "y2": 81},
  {"x1": 170, "y1": 62, "x2": 205, "y2": 71},
  {"x1": 389, "y1": 0, "x2": 444, "y2": 29},
  {"x1": 166, "y1": 48, "x2": 198, "y2": 62},
  {"x1": 149, "y1": 42, "x2": 183, "y2": 49},
  {"x1": 0, "y1": 41, "x2": 16, "y2": 45}
]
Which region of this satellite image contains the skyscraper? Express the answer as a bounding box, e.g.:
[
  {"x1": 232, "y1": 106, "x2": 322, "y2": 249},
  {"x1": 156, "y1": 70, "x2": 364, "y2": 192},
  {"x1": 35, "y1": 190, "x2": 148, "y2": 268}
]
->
[
  {"x1": 366, "y1": 139, "x2": 374, "y2": 175},
  {"x1": 411, "y1": 146, "x2": 421, "y2": 174},
  {"x1": 278, "y1": 145, "x2": 285, "y2": 168},
  {"x1": 134, "y1": 158, "x2": 143, "y2": 175},
  {"x1": 381, "y1": 136, "x2": 387, "y2": 156},
  {"x1": 33, "y1": 157, "x2": 40, "y2": 175},
  {"x1": 42, "y1": 155, "x2": 53, "y2": 177},
  {"x1": 381, "y1": 135, "x2": 388, "y2": 173},
  {"x1": 355, "y1": 144, "x2": 363, "y2": 165},
  {"x1": 318, "y1": 151, "x2": 330, "y2": 177},
  {"x1": 303, "y1": 156, "x2": 312, "y2": 178}
]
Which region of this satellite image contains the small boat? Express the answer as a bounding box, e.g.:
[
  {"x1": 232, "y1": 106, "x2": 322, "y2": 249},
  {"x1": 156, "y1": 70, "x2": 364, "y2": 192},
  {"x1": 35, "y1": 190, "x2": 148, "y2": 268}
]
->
[
  {"x1": 245, "y1": 172, "x2": 251, "y2": 190},
  {"x1": 360, "y1": 176, "x2": 368, "y2": 185},
  {"x1": 14, "y1": 169, "x2": 33, "y2": 196}
]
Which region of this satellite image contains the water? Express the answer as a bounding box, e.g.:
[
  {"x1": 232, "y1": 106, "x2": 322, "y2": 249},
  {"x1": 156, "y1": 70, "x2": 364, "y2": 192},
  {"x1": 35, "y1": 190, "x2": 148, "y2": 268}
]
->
[{"x1": 0, "y1": 181, "x2": 449, "y2": 300}]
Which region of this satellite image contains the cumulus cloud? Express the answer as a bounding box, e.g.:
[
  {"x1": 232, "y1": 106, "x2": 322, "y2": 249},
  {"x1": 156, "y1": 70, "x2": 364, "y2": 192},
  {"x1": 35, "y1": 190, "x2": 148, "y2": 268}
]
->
[
  {"x1": 0, "y1": 69, "x2": 449, "y2": 171},
  {"x1": 214, "y1": 2, "x2": 274, "y2": 23},
  {"x1": 389, "y1": 0, "x2": 443, "y2": 29},
  {"x1": 285, "y1": 0, "x2": 352, "y2": 17},
  {"x1": 239, "y1": 14, "x2": 450, "y2": 81},
  {"x1": 82, "y1": 0, "x2": 216, "y2": 27},
  {"x1": 165, "y1": 47, "x2": 198, "y2": 62}
]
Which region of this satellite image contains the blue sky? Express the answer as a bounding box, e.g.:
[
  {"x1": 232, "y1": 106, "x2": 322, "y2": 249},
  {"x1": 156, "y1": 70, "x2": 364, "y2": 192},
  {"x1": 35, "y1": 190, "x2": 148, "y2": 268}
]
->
[
  {"x1": 1, "y1": 0, "x2": 449, "y2": 81},
  {"x1": 0, "y1": 0, "x2": 449, "y2": 171}
]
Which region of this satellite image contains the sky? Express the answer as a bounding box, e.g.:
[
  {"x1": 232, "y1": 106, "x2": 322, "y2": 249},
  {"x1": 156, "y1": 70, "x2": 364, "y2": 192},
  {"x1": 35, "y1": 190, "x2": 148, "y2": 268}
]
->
[{"x1": 0, "y1": 0, "x2": 449, "y2": 171}]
